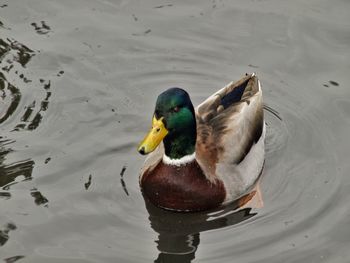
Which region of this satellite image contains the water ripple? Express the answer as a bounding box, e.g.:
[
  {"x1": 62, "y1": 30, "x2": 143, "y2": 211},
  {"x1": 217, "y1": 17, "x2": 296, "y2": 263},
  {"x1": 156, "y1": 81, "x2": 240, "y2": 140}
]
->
[{"x1": 0, "y1": 1, "x2": 349, "y2": 262}]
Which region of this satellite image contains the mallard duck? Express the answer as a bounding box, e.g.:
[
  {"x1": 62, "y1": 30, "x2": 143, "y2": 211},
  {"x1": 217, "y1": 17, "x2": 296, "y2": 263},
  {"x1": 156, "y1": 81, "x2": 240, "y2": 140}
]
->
[{"x1": 138, "y1": 73, "x2": 265, "y2": 212}]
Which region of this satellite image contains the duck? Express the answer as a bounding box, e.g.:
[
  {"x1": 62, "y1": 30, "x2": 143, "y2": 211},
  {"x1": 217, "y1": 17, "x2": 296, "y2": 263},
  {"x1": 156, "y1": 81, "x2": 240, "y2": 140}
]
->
[{"x1": 138, "y1": 73, "x2": 265, "y2": 212}]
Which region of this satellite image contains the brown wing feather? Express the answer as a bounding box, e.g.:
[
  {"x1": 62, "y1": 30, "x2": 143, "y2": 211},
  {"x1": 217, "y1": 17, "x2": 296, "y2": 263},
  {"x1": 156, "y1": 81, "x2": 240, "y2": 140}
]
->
[{"x1": 195, "y1": 74, "x2": 263, "y2": 180}]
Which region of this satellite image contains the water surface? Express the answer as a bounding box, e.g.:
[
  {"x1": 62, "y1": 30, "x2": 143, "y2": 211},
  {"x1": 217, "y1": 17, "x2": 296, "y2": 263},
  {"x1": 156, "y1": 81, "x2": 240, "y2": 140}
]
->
[{"x1": 1, "y1": 0, "x2": 350, "y2": 262}]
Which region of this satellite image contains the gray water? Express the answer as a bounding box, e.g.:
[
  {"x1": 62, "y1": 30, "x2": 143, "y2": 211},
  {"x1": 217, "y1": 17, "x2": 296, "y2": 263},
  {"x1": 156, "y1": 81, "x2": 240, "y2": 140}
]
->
[{"x1": 1, "y1": 0, "x2": 350, "y2": 262}]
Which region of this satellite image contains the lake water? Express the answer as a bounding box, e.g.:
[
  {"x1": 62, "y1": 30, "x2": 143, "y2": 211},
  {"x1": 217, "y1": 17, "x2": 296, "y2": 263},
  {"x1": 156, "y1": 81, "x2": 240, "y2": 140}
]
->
[{"x1": 1, "y1": 0, "x2": 350, "y2": 262}]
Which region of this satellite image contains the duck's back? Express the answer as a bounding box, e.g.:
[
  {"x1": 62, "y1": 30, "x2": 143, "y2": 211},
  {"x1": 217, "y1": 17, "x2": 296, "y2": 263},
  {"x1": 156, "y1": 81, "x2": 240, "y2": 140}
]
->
[{"x1": 195, "y1": 73, "x2": 265, "y2": 204}]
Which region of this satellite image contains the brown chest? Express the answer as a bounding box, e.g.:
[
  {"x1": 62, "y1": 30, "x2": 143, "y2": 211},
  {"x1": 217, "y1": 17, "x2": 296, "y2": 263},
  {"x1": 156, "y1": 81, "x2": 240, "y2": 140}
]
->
[{"x1": 140, "y1": 161, "x2": 226, "y2": 212}]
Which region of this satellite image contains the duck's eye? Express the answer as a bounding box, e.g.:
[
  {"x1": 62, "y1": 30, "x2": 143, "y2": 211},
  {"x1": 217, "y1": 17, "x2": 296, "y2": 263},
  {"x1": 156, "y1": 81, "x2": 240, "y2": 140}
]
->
[{"x1": 172, "y1": 106, "x2": 180, "y2": 113}]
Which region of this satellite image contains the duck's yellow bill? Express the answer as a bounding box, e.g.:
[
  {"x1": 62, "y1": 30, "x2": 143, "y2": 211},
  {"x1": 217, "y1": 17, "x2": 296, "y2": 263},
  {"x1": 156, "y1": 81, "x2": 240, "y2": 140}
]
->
[{"x1": 138, "y1": 116, "x2": 168, "y2": 155}]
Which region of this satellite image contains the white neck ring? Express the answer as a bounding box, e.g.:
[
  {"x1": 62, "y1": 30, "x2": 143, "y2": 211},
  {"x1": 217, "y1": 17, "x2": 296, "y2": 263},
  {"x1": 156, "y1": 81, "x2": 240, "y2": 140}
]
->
[{"x1": 162, "y1": 152, "x2": 196, "y2": 166}]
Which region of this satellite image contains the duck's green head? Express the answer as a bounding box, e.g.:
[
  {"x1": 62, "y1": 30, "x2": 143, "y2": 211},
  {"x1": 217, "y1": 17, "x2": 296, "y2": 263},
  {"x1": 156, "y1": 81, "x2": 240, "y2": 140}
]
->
[{"x1": 138, "y1": 88, "x2": 197, "y2": 159}]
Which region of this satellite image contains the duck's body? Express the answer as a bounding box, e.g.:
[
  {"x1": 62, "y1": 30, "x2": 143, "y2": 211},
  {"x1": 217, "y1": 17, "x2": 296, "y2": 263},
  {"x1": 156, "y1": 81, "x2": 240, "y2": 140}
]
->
[
  {"x1": 141, "y1": 158, "x2": 226, "y2": 211},
  {"x1": 138, "y1": 73, "x2": 265, "y2": 212}
]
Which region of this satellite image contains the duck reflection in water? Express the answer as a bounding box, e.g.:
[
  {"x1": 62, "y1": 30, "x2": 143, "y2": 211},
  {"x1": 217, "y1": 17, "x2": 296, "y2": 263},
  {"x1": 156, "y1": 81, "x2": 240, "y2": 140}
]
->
[{"x1": 143, "y1": 190, "x2": 261, "y2": 263}]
